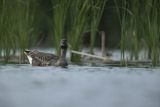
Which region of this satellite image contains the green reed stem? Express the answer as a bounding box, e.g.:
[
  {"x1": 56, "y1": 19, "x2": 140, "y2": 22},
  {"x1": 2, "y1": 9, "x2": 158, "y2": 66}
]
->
[
  {"x1": 0, "y1": 0, "x2": 36, "y2": 63},
  {"x1": 52, "y1": 0, "x2": 70, "y2": 55},
  {"x1": 90, "y1": 0, "x2": 107, "y2": 54},
  {"x1": 69, "y1": 0, "x2": 90, "y2": 62}
]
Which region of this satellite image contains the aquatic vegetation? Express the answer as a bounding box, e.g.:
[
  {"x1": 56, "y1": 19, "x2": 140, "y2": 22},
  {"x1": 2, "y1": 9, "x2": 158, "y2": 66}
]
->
[
  {"x1": 90, "y1": 0, "x2": 107, "y2": 54},
  {"x1": 115, "y1": 0, "x2": 160, "y2": 66},
  {"x1": 0, "y1": 0, "x2": 160, "y2": 66},
  {"x1": 142, "y1": 0, "x2": 160, "y2": 66},
  {"x1": 0, "y1": 0, "x2": 37, "y2": 63},
  {"x1": 51, "y1": 0, "x2": 107, "y2": 62},
  {"x1": 0, "y1": 0, "x2": 17, "y2": 62},
  {"x1": 114, "y1": 0, "x2": 128, "y2": 65},
  {"x1": 51, "y1": 0, "x2": 70, "y2": 55},
  {"x1": 68, "y1": 0, "x2": 90, "y2": 62},
  {"x1": 15, "y1": 0, "x2": 36, "y2": 63}
]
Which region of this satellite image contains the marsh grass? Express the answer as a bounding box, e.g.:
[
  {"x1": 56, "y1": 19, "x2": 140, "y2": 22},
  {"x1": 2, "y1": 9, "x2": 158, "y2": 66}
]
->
[
  {"x1": 1, "y1": 0, "x2": 107, "y2": 63},
  {"x1": 68, "y1": 0, "x2": 90, "y2": 62},
  {"x1": 1, "y1": 0, "x2": 159, "y2": 66},
  {"x1": 0, "y1": 0, "x2": 37, "y2": 63},
  {"x1": 114, "y1": 0, "x2": 127, "y2": 65},
  {"x1": 0, "y1": 0, "x2": 16, "y2": 62},
  {"x1": 52, "y1": 0, "x2": 70, "y2": 55},
  {"x1": 15, "y1": 0, "x2": 36, "y2": 63},
  {"x1": 89, "y1": 0, "x2": 107, "y2": 54},
  {"x1": 51, "y1": 0, "x2": 107, "y2": 62},
  {"x1": 115, "y1": 0, "x2": 160, "y2": 66},
  {"x1": 143, "y1": 0, "x2": 160, "y2": 66}
]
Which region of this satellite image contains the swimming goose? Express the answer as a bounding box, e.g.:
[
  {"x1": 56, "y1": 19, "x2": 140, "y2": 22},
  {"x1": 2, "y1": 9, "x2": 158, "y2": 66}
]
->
[{"x1": 24, "y1": 39, "x2": 68, "y2": 67}]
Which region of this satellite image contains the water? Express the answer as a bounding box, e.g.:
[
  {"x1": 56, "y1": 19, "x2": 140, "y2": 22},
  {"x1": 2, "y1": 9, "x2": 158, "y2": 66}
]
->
[{"x1": 0, "y1": 64, "x2": 160, "y2": 107}]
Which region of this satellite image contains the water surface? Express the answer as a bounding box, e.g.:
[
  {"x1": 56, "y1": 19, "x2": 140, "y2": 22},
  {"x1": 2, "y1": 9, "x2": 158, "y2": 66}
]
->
[{"x1": 0, "y1": 64, "x2": 160, "y2": 107}]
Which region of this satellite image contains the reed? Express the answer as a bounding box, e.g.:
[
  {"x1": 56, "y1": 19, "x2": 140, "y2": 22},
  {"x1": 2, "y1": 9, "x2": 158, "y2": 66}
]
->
[
  {"x1": 51, "y1": 0, "x2": 107, "y2": 62},
  {"x1": 0, "y1": 0, "x2": 36, "y2": 63},
  {"x1": 115, "y1": 0, "x2": 160, "y2": 66},
  {"x1": 143, "y1": 0, "x2": 160, "y2": 66},
  {"x1": 68, "y1": 0, "x2": 90, "y2": 62},
  {"x1": 114, "y1": 0, "x2": 128, "y2": 65},
  {"x1": 120, "y1": 0, "x2": 142, "y2": 63},
  {"x1": 51, "y1": 0, "x2": 70, "y2": 55},
  {"x1": 15, "y1": 0, "x2": 36, "y2": 63},
  {"x1": 0, "y1": 0, "x2": 16, "y2": 62},
  {"x1": 128, "y1": 0, "x2": 140, "y2": 60},
  {"x1": 89, "y1": 0, "x2": 107, "y2": 54}
]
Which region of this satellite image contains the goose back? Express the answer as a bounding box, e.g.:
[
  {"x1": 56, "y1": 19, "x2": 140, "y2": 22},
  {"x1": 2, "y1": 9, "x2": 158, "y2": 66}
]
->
[{"x1": 27, "y1": 50, "x2": 59, "y2": 66}]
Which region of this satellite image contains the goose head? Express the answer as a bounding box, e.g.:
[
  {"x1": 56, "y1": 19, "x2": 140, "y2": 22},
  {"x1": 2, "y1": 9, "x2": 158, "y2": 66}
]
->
[{"x1": 60, "y1": 39, "x2": 68, "y2": 49}]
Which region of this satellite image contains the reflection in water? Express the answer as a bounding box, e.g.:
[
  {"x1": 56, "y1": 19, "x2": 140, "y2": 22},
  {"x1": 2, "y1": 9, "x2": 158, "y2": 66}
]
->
[{"x1": 0, "y1": 64, "x2": 160, "y2": 107}]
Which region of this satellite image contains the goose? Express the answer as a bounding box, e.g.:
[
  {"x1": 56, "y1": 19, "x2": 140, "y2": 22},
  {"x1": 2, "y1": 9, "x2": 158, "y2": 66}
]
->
[{"x1": 24, "y1": 39, "x2": 68, "y2": 67}]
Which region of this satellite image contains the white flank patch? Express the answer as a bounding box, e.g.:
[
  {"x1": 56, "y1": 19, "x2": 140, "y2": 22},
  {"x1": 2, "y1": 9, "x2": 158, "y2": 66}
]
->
[{"x1": 26, "y1": 55, "x2": 32, "y2": 64}]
